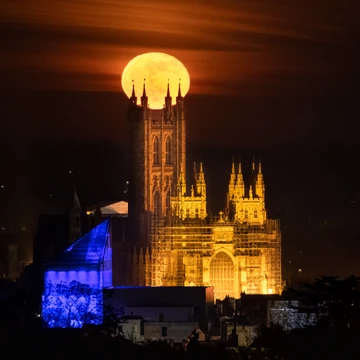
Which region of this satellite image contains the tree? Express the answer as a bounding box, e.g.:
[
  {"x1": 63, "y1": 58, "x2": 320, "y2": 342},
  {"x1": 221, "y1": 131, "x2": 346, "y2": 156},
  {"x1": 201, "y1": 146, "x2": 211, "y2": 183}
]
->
[
  {"x1": 42, "y1": 280, "x2": 103, "y2": 328},
  {"x1": 100, "y1": 288, "x2": 124, "y2": 337},
  {"x1": 294, "y1": 275, "x2": 360, "y2": 330},
  {"x1": 187, "y1": 329, "x2": 201, "y2": 355}
]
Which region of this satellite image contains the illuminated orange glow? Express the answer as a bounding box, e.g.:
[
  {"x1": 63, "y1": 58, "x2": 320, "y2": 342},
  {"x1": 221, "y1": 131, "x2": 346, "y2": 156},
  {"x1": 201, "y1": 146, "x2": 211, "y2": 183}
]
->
[{"x1": 121, "y1": 53, "x2": 190, "y2": 109}]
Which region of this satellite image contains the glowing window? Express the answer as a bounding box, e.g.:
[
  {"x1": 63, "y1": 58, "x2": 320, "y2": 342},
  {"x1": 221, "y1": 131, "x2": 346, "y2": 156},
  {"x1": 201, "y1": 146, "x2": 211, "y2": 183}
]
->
[
  {"x1": 165, "y1": 192, "x2": 171, "y2": 216},
  {"x1": 254, "y1": 209, "x2": 258, "y2": 218},
  {"x1": 153, "y1": 137, "x2": 160, "y2": 165},
  {"x1": 165, "y1": 137, "x2": 172, "y2": 164},
  {"x1": 244, "y1": 210, "x2": 248, "y2": 219},
  {"x1": 209, "y1": 251, "x2": 235, "y2": 300},
  {"x1": 186, "y1": 208, "x2": 190, "y2": 218},
  {"x1": 154, "y1": 191, "x2": 161, "y2": 216},
  {"x1": 195, "y1": 208, "x2": 199, "y2": 218}
]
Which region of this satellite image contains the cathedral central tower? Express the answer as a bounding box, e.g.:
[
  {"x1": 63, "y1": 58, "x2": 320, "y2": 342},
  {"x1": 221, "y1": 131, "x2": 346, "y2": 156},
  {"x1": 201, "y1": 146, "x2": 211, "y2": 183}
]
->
[{"x1": 127, "y1": 81, "x2": 186, "y2": 246}]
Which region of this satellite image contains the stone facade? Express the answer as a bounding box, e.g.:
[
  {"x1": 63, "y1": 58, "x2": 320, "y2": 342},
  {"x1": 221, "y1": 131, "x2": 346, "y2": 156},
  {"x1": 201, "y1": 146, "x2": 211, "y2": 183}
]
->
[{"x1": 126, "y1": 82, "x2": 282, "y2": 300}]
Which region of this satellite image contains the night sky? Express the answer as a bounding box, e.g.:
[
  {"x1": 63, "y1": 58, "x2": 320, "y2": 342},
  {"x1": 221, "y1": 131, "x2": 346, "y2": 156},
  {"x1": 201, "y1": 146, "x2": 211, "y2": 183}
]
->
[{"x1": 0, "y1": 0, "x2": 359, "y2": 280}]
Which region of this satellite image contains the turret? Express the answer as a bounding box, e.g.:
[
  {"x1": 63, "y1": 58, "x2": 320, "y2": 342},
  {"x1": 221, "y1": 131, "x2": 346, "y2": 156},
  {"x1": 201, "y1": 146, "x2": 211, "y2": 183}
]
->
[
  {"x1": 165, "y1": 81, "x2": 172, "y2": 109},
  {"x1": 177, "y1": 163, "x2": 186, "y2": 196},
  {"x1": 196, "y1": 162, "x2": 206, "y2": 197},
  {"x1": 255, "y1": 158, "x2": 265, "y2": 199},
  {"x1": 176, "y1": 80, "x2": 184, "y2": 112},
  {"x1": 235, "y1": 160, "x2": 245, "y2": 198},
  {"x1": 140, "y1": 79, "x2": 149, "y2": 120},
  {"x1": 141, "y1": 78, "x2": 148, "y2": 108},
  {"x1": 228, "y1": 158, "x2": 236, "y2": 200},
  {"x1": 250, "y1": 156, "x2": 256, "y2": 197},
  {"x1": 129, "y1": 80, "x2": 137, "y2": 107}
]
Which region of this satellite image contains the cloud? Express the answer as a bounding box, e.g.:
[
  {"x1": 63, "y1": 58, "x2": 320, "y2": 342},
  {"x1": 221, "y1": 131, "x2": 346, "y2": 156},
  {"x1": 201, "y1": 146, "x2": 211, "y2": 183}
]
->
[{"x1": 0, "y1": 0, "x2": 358, "y2": 94}]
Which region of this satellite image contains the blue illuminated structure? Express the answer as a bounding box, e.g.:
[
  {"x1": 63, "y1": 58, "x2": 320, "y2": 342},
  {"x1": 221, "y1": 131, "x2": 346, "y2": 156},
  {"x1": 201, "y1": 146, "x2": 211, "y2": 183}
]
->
[{"x1": 42, "y1": 218, "x2": 112, "y2": 328}]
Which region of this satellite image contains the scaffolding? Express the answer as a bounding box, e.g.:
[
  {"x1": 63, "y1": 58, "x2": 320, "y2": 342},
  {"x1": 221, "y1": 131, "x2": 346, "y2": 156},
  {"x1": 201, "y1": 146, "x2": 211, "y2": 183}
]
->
[{"x1": 148, "y1": 214, "x2": 282, "y2": 299}]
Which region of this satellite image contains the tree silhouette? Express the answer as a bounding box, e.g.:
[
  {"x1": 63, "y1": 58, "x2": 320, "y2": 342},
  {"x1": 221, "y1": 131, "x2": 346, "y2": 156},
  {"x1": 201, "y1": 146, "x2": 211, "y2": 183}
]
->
[
  {"x1": 42, "y1": 280, "x2": 103, "y2": 328},
  {"x1": 254, "y1": 275, "x2": 360, "y2": 359},
  {"x1": 294, "y1": 275, "x2": 360, "y2": 330}
]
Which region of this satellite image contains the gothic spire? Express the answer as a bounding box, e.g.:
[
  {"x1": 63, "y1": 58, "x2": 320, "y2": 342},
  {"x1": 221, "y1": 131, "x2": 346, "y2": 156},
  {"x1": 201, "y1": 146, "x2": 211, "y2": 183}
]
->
[
  {"x1": 251, "y1": 155, "x2": 257, "y2": 197},
  {"x1": 72, "y1": 188, "x2": 81, "y2": 211},
  {"x1": 166, "y1": 80, "x2": 171, "y2": 97},
  {"x1": 235, "y1": 158, "x2": 245, "y2": 197},
  {"x1": 131, "y1": 79, "x2": 136, "y2": 98},
  {"x1": 178, "y1": 79, "x2": 182, "y2": 98},
  {"x1": 142, "y1": 78, "x2": 146, "y2": 97},
  {"x1": 165, "y1": 79, "x2": 172, "y2": 108},
  {"x1": 255, "y1": 156, "x2": 265, "y2": 199},
  {"x1": 141, "y1": 78, "x2": 148, "y2": 108},
  {"x1": 199, "y1": 161, "x2": 204, "y2": 174},
  {"x1": 237, "y1": 157, "x2": 242, "y2": 176},
  {"x1": 196, "y1": 161, "x2": 206, "y2": 196},
  {"x1": 229, "y1": 158, "x2": 236, "y2": 186},
  {"x1": 177, "y1": 162, "x2": 186, "y2": 196},
  {"x1": 258, "y1": 156, "x2": 262, "y2": 174},
  {"x1": 130, "y1": 79, "x2": 137, "y2": 106}
]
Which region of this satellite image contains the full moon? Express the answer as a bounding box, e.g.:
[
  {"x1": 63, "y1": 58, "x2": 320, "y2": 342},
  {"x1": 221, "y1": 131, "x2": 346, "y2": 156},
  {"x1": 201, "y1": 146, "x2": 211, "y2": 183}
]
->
[{"x1": 121, "y1": 52, "x2": 190, "y2": 109}]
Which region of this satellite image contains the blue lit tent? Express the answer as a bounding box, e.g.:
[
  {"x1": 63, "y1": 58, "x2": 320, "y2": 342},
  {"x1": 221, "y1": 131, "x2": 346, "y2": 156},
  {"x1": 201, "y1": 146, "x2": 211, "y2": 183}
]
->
[{"x1": 41, "y1": 218, "x2": 112, "y2": 328}]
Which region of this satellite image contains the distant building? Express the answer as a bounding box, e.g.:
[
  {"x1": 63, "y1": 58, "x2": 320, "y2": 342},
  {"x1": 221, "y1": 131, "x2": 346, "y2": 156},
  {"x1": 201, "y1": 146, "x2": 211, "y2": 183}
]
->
[
  {"x1": 41, "y1": 219, "x2": 112, "y2": 328},
  {"x1": 0, "y1": 232, "x2": 31, "y2": 280},
  {"x1": 267, "y1": 299, "x2": 317, "y2": 331},
  {"x1": 107, "y1": 285, "x2": 214, "y2": 329},
  {"x1": 220, "y1": 319, "x2": 257, "y2": 347},
  {"x1": 121, "y1": 315, "x2": 205, "y2": 344}
]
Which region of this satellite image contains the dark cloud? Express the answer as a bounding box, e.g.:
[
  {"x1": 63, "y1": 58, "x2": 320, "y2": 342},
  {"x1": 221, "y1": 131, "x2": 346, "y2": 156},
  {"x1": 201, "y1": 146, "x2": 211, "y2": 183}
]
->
[{"x1": 1, "y1": 0, "x2": 358, "y2": 94}]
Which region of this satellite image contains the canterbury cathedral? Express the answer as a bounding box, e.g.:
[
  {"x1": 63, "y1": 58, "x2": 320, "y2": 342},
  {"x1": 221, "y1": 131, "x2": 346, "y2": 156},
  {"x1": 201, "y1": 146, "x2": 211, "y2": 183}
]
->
[{"x1": 123, "y1": 81, "x2": 283, "y2": 300}]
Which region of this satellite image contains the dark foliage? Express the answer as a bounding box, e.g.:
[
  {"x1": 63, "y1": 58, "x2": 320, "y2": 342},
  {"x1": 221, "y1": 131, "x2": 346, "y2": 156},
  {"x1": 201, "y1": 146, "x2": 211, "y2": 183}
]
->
[
  {"x1": 254, "y1": 275, "x2": 360, "y2": 359},
  {"x1": 2, "y1": 276, "x2": 360, "y2": 359}
]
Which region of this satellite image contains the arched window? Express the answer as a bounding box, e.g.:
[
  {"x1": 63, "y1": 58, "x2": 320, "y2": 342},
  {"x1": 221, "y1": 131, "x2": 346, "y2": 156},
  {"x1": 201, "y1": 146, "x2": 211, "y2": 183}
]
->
[
  {"x1": 195, "y1": 208, "x2": 199, "y2": 218},
  {"x1": 254, "y1": 209, "x2": 258, "y2": 219},
  {"x1": 165, "y1": 136, "x2": 172, "y2": 164},
  {"x1": 165, "y1": 192, "x2": 171, "y2": 216},
  {"x1": 153, "y1": 136, "x2": 160, "y2": 165},
  {"x1": 154, "y1": 191, "x2": 161, "y2": 216},
  {"x1": 210, "y1": 252, "x2": 235, "y2": 300},
  {"x1": 186, "y1": 208, "x2": 190, "y2": 219}
]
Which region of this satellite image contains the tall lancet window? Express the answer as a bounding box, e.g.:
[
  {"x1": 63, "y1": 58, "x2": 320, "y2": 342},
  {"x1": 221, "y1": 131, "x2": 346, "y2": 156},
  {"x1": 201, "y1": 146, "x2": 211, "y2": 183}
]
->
[
  {"x1": 154, "y1": 191, "x2": 161, "y2": 216},
  {"x1": 165, "y1": 136, "x2": 172, "y2": 164},
  {"x1": 165, "y1": 191, "x2": 171, "y2": 216},
  {"x1": 153, "y1": 136, "x2": 160, "y2": 165}
]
